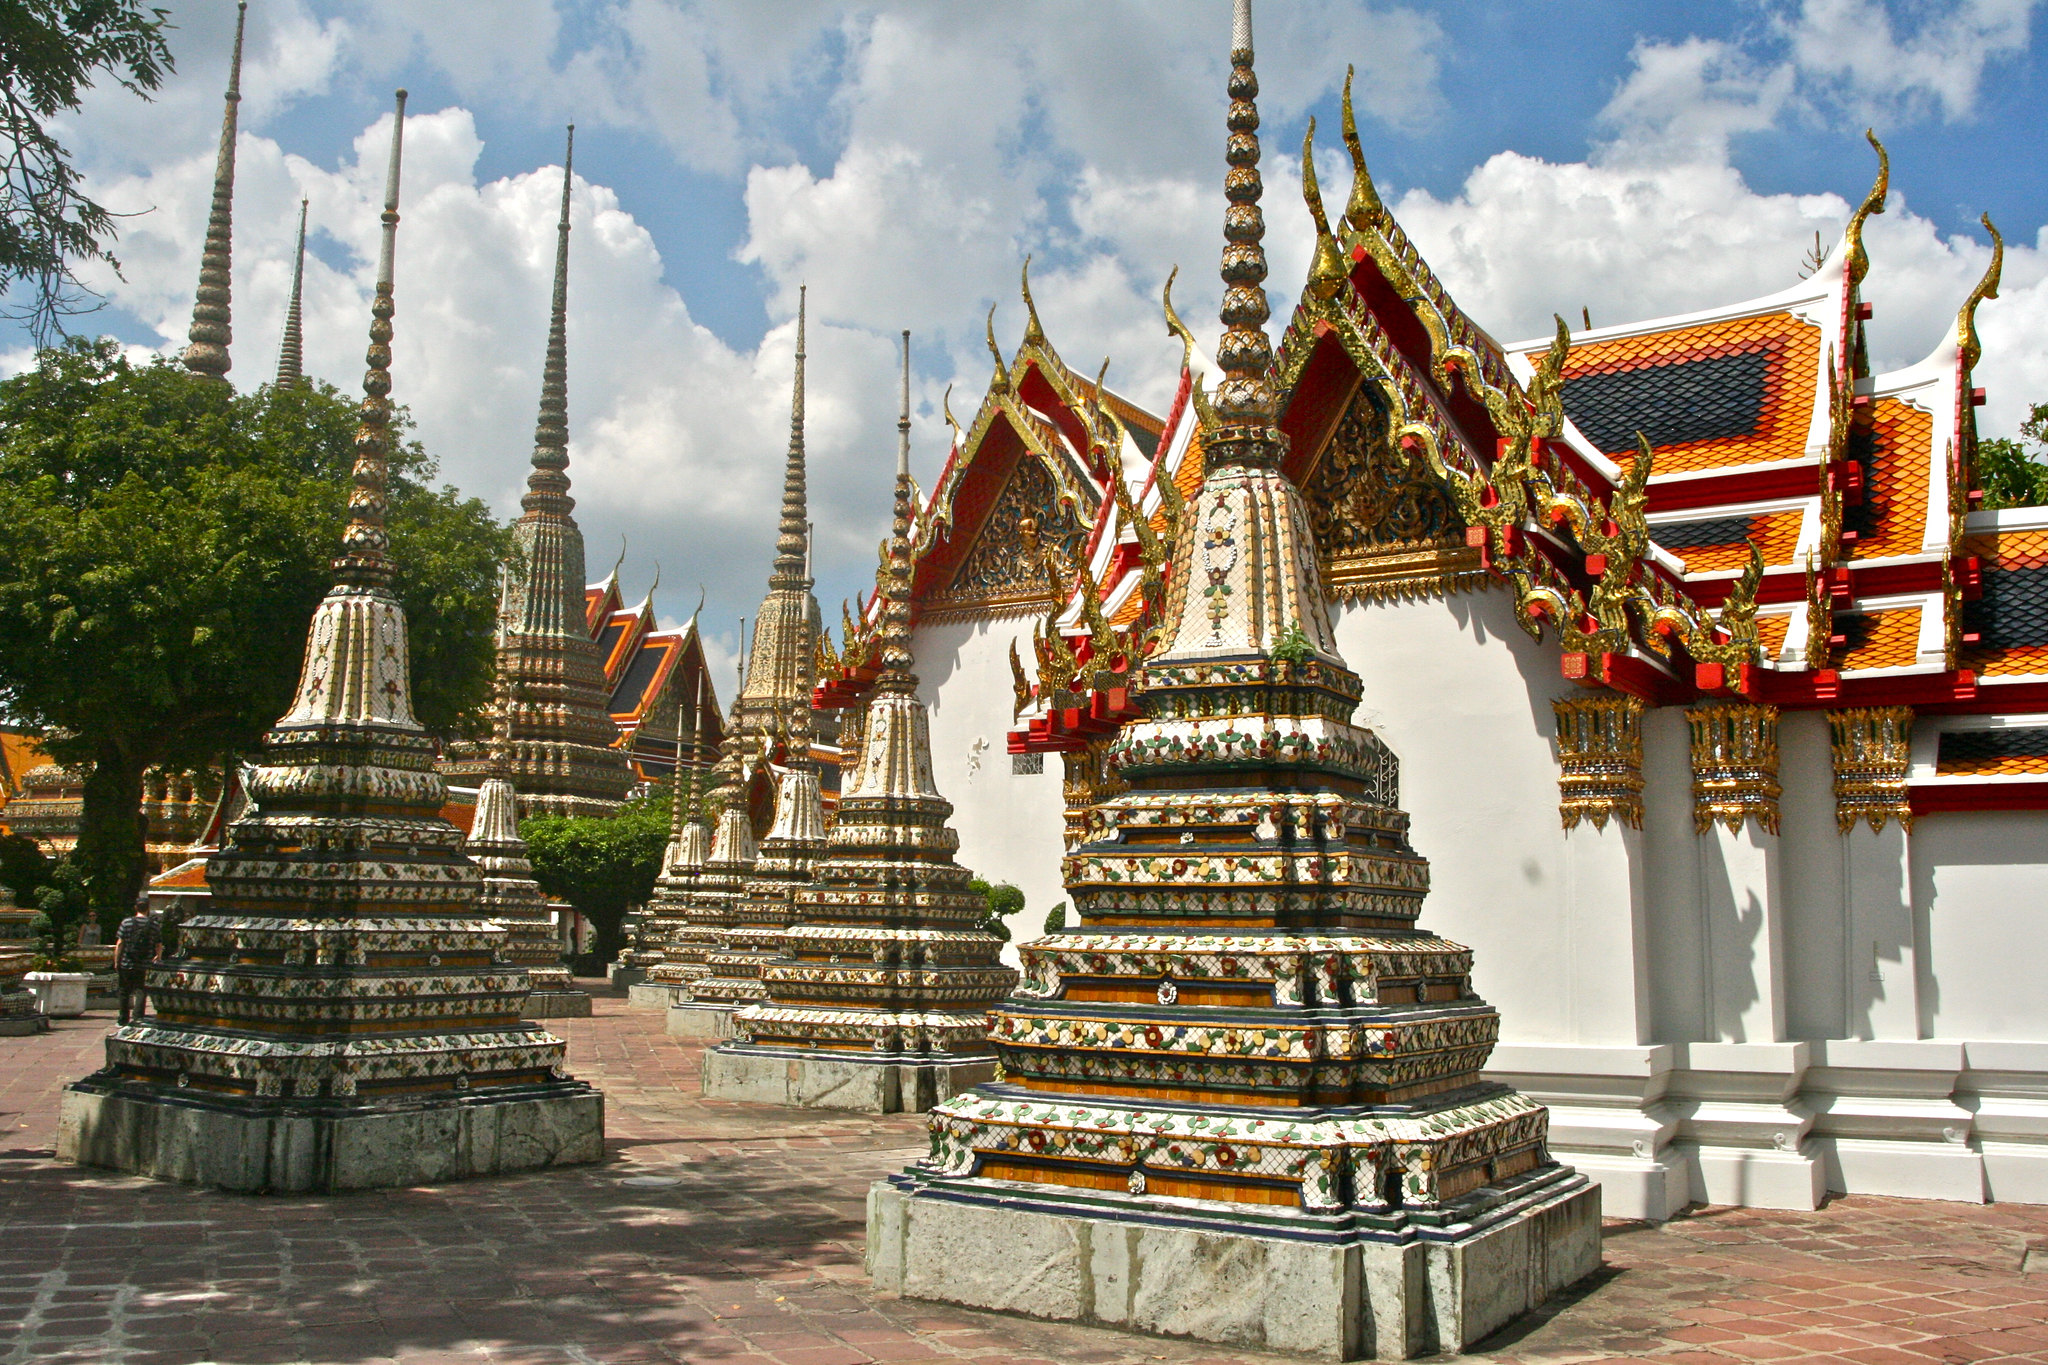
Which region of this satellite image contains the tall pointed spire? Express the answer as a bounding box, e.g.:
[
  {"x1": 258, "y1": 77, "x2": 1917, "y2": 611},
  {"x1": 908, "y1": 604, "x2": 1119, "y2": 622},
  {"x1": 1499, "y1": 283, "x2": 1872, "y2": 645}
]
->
[
  {"x1": 275, "y1": 198, "x2": 308, "y2": 387},
  {"x1": 330, "y1": 89, "x2": 407, "y2": 596},
  {"x1": 1210, "y1": 0, "x2": 1278, "y2": 465},
  {"x1": 525, "y1": 125, "x2": 576, "y2": 519},
  {"x1": 771, "y1": 286, "x2": 810, "y2": 589},
  {"x1": 877, "y1": 328, "x2": 915, "y2": 686},
  {"x1": 489, "y1": 125, "x2": 633, "y2": 819},
  {"x1": 181, "y1": 1, "x2": 246, "y2": 382}
]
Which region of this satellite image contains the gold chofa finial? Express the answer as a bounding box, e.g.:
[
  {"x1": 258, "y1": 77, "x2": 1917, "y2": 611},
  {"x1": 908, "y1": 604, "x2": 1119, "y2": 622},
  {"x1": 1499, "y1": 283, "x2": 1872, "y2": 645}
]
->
[
  {"x1": 1959, "y1": 213, "x2": 2003, "y2": 375},
  {"x1": 1340, "y1": 65, "x2": 1385, "y2": 234},
  {"x1": 1021, "y1": 255, "x2": 1046, "y2": 347},
  {"x1": 985, "y1": 302, "x2": 1010, "y2": 390},
  {"x1": 1302, "y1": 117, "x2": 1345, "y2": 301},
  {"x1": 1845, "y1": 130, "x2": 1889, "y2": 290}
]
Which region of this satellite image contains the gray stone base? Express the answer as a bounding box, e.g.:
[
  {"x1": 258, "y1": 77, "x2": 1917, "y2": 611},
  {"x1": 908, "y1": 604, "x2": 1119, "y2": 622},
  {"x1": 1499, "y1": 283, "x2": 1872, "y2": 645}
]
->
[
  {"x1": 57, "y1": 1080, "x2": 605, "y2": 1195},
  {"x1": 607, "y1": 965, "x2": 646, "y2": 992},
  {"x1": 0, "y1": 1015, "x2": 47, "y2": 1036},
  {"x1": 625, "y1": 982, "x2": 679, "y2": 1010},
  {"x1": 520, "y1": 990, "x2": 594, "y2": 1019},
  {"x1": 702, "y1": 1045, "x2": 997, "y2": 1114},
  {"x1": 666, "y1": 1003, "x2": 735, "y2": 1040},
  {"x1": 868, "y1": 1170, "x2": 1601, "y2": 1360}
]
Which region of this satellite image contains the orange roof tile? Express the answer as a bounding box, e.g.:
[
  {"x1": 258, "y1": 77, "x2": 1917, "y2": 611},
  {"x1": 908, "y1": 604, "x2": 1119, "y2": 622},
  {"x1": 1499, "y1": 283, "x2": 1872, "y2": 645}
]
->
[
  {"x1": 1658, "y1": 507, "x2": 1806, "y2": 576},
  {"x1": 1939, "y1": 749, "x2": 2048, "y2": 776},
  {"x1": 1839, "y1": 607, "x2": 1922, "y2": 671},
  {"x1": 1758, "y1": 614, "x2": 1792, "y2": 658},
  {"x1": 148, "y1": 859, "x2": 211, "y2": 890},
  {"x1": 1964, "y1": 527, "x2": 2048, "y2": 570},
  {"x1": 1847, "y1": 397, "x2": 1933, "y2": 562},
  {"x1": 1548, "y1": 312, "x2": 1822, "y2": 476}
]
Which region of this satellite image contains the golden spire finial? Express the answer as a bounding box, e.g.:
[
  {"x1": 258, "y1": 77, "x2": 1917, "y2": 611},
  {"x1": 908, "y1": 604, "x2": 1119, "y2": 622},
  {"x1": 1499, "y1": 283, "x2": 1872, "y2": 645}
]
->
[
  {"x1": 984, "y1": 302, "x2": 1010, "y2": 390},
  {"x1": 275, "y1": 197, "x2": 308, "y2": 387},
  {"x1": 1210, "y1": 0, "x2": 1279, "y2": 461},
  {"x1": 941, "y1": 382, "x2": 962, "y2": 445},
  {"x1": 1845, "y1": 130, "x2": 1889, "y2": 290},
  {"x1": 1959, "y1": 213, "x2": 2003, "y2": 375},
  {"x1": 523, "y1": 125, "x2": 577, "y2": 519},
  {"x1": 1302, "y1": 117, "x2": 1346, "y2": 301},
  {"x1": 1161, "y1": 265, "x2": 1217, "y2": 429},
  {"x1": 182, "y1": 1, "x2": 246, "y2": 382},
  {"x1": 1340, "y1": 65, "x2": 1386, "y2": 235},
  {"x1": 1021, "y1": 254, "x2": 1046, "y2": 347},
  {"x1": 332, "y1": 89, "x2": 407, "y2": 590}
]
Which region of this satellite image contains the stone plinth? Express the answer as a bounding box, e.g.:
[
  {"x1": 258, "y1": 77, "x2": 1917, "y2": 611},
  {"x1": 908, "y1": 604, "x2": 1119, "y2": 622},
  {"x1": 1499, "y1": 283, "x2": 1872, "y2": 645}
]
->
[
  {"x1": 60, "y1": 1080, "x2": 603, "y2": 1194},
  {"x1": 667, "y1": 1002, "x2": 736, "y2": 1040},
  {"x1": 25, "y1": 972, "x2": 89, "y2": 1018},
  {"x1": 869, "y1": 1167, "x2": 1598, "y2": 1360},
  {"x1": 522, "y1": 989, "x2": 594, "y2": 1019},
  {"x1": 705, "y1": 1045, "x2": 995, "y2": 1114}
]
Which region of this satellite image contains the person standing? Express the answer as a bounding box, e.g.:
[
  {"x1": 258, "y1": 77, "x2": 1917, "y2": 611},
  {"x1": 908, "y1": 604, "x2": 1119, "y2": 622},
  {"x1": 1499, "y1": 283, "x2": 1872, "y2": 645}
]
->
[{"x1": 114, "y1": 897, "x2": 162, "y2": 1026}]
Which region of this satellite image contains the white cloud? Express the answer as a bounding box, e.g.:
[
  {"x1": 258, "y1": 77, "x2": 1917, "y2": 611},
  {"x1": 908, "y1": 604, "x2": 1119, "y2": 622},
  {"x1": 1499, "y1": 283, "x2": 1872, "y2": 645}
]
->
[{"x1": 1777, "y1": 0, "x2": 2036, "y2": 123}]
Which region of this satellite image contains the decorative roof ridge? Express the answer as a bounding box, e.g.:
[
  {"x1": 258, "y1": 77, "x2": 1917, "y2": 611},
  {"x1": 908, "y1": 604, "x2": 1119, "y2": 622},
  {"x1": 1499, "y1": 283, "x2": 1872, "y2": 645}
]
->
[{"x1": 181, "y1": 1, "x2": 246, "y2": 383}]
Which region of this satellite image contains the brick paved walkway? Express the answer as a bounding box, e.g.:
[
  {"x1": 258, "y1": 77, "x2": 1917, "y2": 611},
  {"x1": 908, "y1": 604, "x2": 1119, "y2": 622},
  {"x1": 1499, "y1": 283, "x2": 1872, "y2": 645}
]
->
[{"x1": 2, "y1": 991, "x2": 2045, "y2": 1365}]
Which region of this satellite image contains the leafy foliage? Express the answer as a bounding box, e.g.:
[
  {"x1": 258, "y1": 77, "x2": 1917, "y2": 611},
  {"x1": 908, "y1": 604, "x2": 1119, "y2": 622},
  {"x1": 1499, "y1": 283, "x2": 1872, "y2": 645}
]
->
[
  {"x1": 1978, "y1": 402, "x2": 2048, "y2": 510},
  {"x1": 1271, "y1": 620, "x2": 1315, "y2": 664},
  {"x1": 1042, "y1": 901, "x2": 1067, "y2": 933},
  {"x1": 521, "y1": 792, "x2": 672, "y2": 966},
  {"x1": 968, "y1": 877, "x2": 1027, "y2": 942},
  {"x1": 0, "y1": 0, "x2": 176, "y2": 343},
  {"x1": 0, "y1": 341, "x2": 511, "y2": 916}
]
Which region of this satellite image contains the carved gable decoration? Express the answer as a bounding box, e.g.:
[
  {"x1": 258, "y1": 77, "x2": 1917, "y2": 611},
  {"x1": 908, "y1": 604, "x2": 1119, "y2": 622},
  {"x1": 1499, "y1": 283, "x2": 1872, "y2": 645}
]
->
[
  {"x1": 927, "y1": 451, "x2": 1087, "y2": 617},
  {"x1": 1308, "y1": 385, "x2": 1486, "y2": 601}
]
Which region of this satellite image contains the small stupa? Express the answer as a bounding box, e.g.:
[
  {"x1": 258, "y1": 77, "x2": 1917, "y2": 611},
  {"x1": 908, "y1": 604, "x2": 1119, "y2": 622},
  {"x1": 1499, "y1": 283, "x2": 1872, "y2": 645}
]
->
[
  {"x1": 660, "y1": 755, "x2": 760, "y2": 1038},
  {"x1": 469, "y1": 726, "x2": 589, "y2": 1017},
  {"x1": 621, "y1": 676, "x2": 711, "y2": 997},
  {"x1": 684, "y1": 762, "x2": 828, "y2": 1029},
  {"x1": 703, "y1": 332, "x2": 1018, "y2": 1113},
  {"x1": 57, "y1": 92, "x2": 604, "y2": 1193},
  {"x1": 865, "y1": 5, "x2": 1597, "y2": 1356}
]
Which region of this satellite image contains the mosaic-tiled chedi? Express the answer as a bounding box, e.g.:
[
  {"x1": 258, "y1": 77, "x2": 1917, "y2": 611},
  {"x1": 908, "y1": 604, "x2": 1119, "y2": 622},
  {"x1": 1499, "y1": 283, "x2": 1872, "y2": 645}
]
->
[
  {"x1": 691, "y1": 766, "x2": 828, "y2": 1013},
  {"x1": 491, "y1": 127, "x2": 633, "y2": 819},
  {"x1": 705, "y1": 334, "x2": 1018, "y2": 1113},
  {"x1": 868, "y1": 7, "x2": 1596, "y2": 1356},
  {"x1": 57, "y1": 95, "x2": 603, "y2": 1195},
  {"x1": 469, "y1": 768, "x2": 590, "y2": 1017}
]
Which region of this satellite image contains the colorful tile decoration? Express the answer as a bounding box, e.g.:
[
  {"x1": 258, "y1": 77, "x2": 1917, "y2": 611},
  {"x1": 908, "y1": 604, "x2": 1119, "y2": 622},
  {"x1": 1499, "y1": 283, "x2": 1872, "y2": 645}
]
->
[
  {"x1": 690, "y1": 769, "x2": 826, "y2": 1008},
  {"x1": 1551, "y1": 312, "x2": 1822, "y2": 476},
  {"x1": 885, "y1": 28, "x2": 1581, "y2": 1234}
]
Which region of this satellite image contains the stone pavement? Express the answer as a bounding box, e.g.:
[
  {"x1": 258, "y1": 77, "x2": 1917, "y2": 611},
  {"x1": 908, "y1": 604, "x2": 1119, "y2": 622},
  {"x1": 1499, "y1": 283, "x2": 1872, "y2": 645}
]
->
[{"x1": 1, "y1": 990, "x2": 2044, "y2": 1365}]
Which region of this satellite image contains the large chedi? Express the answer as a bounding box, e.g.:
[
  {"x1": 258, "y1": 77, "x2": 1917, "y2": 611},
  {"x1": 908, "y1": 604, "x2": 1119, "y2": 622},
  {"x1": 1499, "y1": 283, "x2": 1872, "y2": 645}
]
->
[
  {"x1": 703, "y1": 336, "x2": 1018, "y2": 1113},
  {"x1": 866, "y1": 7, "x2": 1596, "y2": 1357},
  {"x1": 493, "y1": 127, "x2": 634, "y2": 819},
  {"x1": 56, "y1": 95, "x2": 604, "y2": 1194}
]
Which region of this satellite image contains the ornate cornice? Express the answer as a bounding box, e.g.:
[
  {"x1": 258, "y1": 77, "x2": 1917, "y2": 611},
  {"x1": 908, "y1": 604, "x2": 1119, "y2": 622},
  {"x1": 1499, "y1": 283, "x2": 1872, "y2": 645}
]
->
[
  {"x1": 1828, "y1": 706, "x2": 1913, "y2": 834},
  {"x1": 1688, "y1": 702, "x2": 1781, "y2": 835},
  {"x1": 1552, "y1": 693, "x2": 1646, "y2": 831}
]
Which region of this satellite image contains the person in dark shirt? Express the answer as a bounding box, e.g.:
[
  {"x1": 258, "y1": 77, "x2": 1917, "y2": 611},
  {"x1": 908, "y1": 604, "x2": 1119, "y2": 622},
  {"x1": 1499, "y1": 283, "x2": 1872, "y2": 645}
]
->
[{"x1": 114, "y1": 897, "x2": 163, "y2": 1026}]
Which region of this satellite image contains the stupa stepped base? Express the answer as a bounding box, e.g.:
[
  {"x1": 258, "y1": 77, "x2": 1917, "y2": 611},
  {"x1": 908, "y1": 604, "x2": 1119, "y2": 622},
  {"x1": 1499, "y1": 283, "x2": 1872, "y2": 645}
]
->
[
  {"x1": 521, "y1": 989, "x2": 593, "y2": 1019},
  {"x1": 703, "y1": 1043, "x2": 996, "y2": 1114},
  {"x1": 58, "y1": 1077, "x2": 604, "y2": 1195},
  {"x1": 667, "y1": 1001, "x2": 736, "y2": 1040},
  {"x1": 868, "y1": 1161, "x2": 1599, "y2": 1361}
]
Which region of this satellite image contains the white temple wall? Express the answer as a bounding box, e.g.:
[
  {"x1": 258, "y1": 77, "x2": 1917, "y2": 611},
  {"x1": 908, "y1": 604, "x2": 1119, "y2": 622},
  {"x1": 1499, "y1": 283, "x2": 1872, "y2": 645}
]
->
[
  {"x1": 1914, "y1": 811, "x2": 2048, "y2": 1041},
  {"x1": 911, "y1": 616, "x2": 1068, "y2": 959}
]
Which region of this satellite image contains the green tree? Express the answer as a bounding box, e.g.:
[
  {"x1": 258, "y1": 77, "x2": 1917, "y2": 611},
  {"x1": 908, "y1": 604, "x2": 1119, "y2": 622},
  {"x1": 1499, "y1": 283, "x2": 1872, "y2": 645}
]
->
[
  {"x1": 1978, "y1": 402, "x2": 2048, "y2": 509},
  {"x1": 968, "y1": 877, "x2": 1027, "y2": 942},
  {"x1": 521, "y1": 792, "x2": 671, "y2": 968},
  {"x1": 0, "y1": 0, "x2": 176, "y2": 343},
  {"x1": 0, "y1": 340, "x2": 512, "y2": 927}
]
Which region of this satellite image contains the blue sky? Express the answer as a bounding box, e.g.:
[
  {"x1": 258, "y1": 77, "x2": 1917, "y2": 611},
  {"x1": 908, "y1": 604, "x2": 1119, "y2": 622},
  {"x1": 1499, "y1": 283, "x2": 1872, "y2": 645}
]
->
[{"x1": 35, "y1": 1, "x2": 2048, "y2": 681}]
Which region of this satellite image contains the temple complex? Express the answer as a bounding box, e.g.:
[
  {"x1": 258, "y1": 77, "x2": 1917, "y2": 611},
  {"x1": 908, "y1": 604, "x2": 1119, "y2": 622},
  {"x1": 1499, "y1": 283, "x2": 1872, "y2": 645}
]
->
[
  {"x1": 56, "y1": 93, "x2": 604, "y2": 1194},
  {"x1": 479, "y1": 126, "x2": 635, "y2": 820},
  {"x1": 702, "y1": 334, "x2": 1017, "y2": 1114},
  {"x1": 865, "y1": 8, "x2": 1597, "y2": 1354},
  {"x1": 803, "y1": 4, "x2": 2048, "y2": 1225}
]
